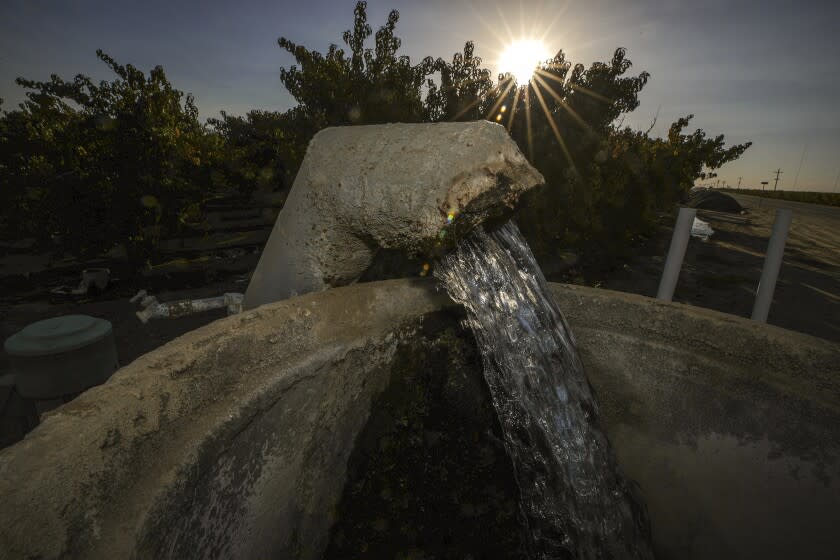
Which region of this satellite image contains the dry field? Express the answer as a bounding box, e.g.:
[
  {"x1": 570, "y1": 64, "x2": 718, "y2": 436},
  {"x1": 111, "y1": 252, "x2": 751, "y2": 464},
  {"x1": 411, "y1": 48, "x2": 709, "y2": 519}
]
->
[{"x1": 604, "y1": 194, "x2": 840, "y2": 343}]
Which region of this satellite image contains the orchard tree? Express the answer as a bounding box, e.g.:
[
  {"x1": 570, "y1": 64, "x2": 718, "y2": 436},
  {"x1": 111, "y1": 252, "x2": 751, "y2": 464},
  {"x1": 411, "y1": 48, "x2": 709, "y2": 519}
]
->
[
  {"x1": 1, "y1": 50, "x2": 216, "y2": 264},
  {"x1": 0, "y1": 0, "x2": 753, "y2": 278},
  {"x1": 207, "y1": 108, "x2": 316, "y2": 196},
  {"x1": 278, "y1": 1, "x2": 432, "y2": 129},
  {"x1": 272, "y1": 1, "x2": 752, "y2": 269},
  {"x1": 492, "y1": 48, "x2": 749, "y2": 264},
  {"x1": 498, "y1": 48, "x2": 653, "y2": 258},
  {"x1": 424, "y1": 41, "x2": 496, "y2": 122},
  {"x1": 274, "y1": 1, "x2": 500, "y2": 175}
]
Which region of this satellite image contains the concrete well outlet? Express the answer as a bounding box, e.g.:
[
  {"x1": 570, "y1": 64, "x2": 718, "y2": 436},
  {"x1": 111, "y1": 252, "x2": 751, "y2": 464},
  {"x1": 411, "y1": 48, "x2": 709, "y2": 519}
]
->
[{"x1": 1, "y1": 280, "x2": 838, "y2": 559}]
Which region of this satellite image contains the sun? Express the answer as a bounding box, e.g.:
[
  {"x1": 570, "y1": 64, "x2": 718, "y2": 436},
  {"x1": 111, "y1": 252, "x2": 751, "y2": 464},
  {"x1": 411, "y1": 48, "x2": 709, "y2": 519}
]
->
[{"x1": 498, "y1": 39, "x2": 551, "y2": 85}]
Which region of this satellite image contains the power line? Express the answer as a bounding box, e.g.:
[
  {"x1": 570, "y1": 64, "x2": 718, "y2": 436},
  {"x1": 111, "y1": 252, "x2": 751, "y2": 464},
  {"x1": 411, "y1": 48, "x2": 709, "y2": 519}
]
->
[{"x1": 792, "y1": 144, "x2": 807, "y2": 190}]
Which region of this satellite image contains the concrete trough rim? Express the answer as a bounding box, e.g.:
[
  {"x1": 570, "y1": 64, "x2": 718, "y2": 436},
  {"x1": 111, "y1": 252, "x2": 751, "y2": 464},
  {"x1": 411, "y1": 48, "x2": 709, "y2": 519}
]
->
[
  {"x1": 554, "y1": 282, "x2": 839, "y2": 412},
  {"x1": 0, "y1": 279, "x2": 450, "y2": 559},
  {"x1": 0, "y1": 279, "x2": 837, "y2": 559}
]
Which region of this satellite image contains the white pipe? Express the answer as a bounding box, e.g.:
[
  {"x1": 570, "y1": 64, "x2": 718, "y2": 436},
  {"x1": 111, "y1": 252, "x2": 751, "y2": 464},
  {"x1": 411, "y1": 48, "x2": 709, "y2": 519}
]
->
[
  {"x1": 136, "y1": 293, "x2": 244, "y2": 323},
  {"x1": 657, "y1": 207, "x2": 697, "y2": 302},
  {"x1": 751, "y1": 209, "x2": 792, "y2": 323}
]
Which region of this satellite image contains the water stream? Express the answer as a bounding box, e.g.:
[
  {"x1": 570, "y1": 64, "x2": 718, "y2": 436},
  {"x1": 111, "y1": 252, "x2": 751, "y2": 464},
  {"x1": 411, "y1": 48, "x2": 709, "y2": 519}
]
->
[{"x1": 436, "y1": 222, "x2": 654, "y2": 559}]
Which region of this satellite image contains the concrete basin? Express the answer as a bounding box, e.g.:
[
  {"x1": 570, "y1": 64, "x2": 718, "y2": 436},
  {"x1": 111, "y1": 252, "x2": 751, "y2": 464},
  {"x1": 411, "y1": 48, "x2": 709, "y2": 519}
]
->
[{"x1": 1, "y1": 280, "x2": 838, "y2": 559}]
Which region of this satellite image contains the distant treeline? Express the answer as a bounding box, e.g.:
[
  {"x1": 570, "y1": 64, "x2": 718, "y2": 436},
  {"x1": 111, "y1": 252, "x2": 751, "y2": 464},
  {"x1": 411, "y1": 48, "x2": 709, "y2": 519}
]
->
[
  {"x1": 0, "y1": 1, "x2": 751, "y2": 271},
  {"x1": 721, "y1": 189, "x2": 840, "y2": 208}
]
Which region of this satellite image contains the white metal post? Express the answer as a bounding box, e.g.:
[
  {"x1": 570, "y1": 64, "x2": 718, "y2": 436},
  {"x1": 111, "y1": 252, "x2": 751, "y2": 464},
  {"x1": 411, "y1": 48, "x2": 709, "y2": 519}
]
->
[
  {"x1": 751, "y1": 209, "x2": 793, "y2": 323},
  {"x1": 657, "y1": 207, "x2": 697, "y2": 302}
]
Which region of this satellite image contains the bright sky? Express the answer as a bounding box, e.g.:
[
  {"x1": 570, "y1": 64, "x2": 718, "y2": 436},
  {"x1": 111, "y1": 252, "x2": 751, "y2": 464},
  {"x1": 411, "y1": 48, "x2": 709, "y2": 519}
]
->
[{"x1": 1, "y1": 0, "x2": 839, "y2": 191}]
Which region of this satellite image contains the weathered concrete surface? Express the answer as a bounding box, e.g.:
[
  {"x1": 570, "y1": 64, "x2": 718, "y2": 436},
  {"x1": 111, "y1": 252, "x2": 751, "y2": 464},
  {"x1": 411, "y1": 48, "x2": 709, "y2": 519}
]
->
[
  {"x1": 243, "y1": 122, "x2": 543, "y2": 309},
  {"x1": 1, "y1": 280, "x2": 838, "y2": 559},
  {"x1": 551, "y1": 284, "x2": 840, "y2": 560},
  {"x1": 0, "y1": 280, "x2": 450, "y2": 560}
]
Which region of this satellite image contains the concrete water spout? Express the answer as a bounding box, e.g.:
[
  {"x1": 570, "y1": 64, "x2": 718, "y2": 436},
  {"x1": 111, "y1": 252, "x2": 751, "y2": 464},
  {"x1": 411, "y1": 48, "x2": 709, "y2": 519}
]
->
[{"x1": 242, "y1": 121, "x2": 544, "y2": 309}]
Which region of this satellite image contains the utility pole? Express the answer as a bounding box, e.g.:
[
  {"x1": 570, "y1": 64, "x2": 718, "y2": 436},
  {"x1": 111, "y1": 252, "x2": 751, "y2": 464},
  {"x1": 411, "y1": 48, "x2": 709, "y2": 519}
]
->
[
  {"x1": 773, "y1": 168, "x2": 783, "y2": 191},
  {"x1": 737, "y1": 176, "x2": 742, "y2": 190}
]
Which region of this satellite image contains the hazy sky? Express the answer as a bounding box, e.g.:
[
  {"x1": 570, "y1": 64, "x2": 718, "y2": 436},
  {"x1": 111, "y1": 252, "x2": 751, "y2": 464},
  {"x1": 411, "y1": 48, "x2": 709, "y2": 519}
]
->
[{"x1": 1, "y1": 0, "x2": 839, "y2": 191}]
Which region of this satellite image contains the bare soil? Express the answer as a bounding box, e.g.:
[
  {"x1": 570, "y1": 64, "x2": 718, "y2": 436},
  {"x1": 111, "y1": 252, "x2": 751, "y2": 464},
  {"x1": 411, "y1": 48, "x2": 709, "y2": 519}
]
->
[{"x1": 601, "y1": 194, "x2": 840, "y2": 343}]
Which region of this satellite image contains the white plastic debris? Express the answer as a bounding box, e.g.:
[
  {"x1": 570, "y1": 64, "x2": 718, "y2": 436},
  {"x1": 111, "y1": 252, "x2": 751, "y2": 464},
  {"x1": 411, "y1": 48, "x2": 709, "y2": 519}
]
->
[{"x1": 690, "y1": 217, "x2": 714, "y2": 241}]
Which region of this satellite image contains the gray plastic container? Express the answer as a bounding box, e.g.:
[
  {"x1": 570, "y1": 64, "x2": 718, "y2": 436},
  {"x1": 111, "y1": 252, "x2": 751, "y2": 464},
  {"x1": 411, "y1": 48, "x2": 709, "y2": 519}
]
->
[{"x1": 4, "y1": 315, "x2": 119, "y2": 399}]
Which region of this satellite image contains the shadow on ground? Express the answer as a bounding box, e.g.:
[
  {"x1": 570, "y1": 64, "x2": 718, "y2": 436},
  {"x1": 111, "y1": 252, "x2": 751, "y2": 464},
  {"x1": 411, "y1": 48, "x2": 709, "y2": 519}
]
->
[{"x1": 602, "y1": 204, "x2": 840, "y2": 343}]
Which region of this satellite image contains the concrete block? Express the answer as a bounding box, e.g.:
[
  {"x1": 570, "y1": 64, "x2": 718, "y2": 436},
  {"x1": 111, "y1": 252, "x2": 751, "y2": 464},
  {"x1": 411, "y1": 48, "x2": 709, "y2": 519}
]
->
[{"x1": 243, "y1": 121, "x2": 543, "y2": 308}]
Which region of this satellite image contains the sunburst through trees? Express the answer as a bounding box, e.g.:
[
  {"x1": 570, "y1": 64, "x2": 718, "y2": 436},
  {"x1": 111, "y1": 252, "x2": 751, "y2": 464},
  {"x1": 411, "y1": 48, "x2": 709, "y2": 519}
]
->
[{"x1": 0, "y1": 0, "x2": 751, "y2": 272}]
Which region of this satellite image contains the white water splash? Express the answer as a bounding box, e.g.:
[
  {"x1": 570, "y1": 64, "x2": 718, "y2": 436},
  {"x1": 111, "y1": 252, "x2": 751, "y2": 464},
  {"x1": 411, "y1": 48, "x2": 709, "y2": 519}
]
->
[{"x1": 436, "y1": 222, "x2": 653, "y2": 560}]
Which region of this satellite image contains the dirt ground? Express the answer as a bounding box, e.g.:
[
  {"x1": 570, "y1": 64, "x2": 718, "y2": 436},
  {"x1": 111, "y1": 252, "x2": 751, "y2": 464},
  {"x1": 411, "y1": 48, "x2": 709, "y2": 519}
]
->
[
  {"x1": 602, "y1": 194, "x2": 840, "y2": 343},
  {"x1": 0, "y1": 273, "x2": 251, "y2": 376},
  {"x1": 2, "y1": 193, "x2": 838, "y2": 379}
]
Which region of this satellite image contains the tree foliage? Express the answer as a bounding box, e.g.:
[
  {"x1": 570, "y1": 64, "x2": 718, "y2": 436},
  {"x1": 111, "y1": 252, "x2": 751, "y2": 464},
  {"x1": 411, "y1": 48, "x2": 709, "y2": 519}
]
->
[
  {"x1": 207, "y1": 108, "x2": 314, "y2": 195},
  {"x1": 0, "y1": 0, "x2": 752, "y2": 276},
  {"x1": 0, "y1": 50, "x2": 215, "y2": 264},
  {"x1": 277, "y1": 2, "x2": 432, "y2": 127},
  {"x1": 272, "y1": 2, "x2": 750, "y2": 266},
  {"x1": 424, "y1": 41, "x2": 496, "y2": 122}
]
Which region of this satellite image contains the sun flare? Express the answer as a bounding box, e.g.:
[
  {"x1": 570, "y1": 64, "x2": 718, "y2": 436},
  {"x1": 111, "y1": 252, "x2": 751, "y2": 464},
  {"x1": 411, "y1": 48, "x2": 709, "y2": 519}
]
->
[{"x1": 499, "y1": 39, "x2": 551, "y2": 85}]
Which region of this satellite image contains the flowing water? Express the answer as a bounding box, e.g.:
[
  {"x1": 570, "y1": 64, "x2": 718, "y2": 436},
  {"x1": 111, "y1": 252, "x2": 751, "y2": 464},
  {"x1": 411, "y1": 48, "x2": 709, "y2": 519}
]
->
[{"x1": 436, "y1": 222, "x2": 654, "y2": 559}]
